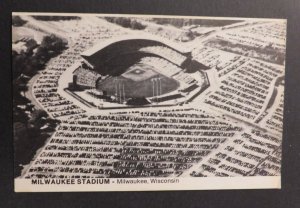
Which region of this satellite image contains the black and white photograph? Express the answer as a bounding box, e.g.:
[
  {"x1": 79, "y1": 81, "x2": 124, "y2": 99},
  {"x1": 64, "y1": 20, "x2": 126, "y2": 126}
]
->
[{"x1": 12, "y1": 12, "x2": 286, "y2": 192}]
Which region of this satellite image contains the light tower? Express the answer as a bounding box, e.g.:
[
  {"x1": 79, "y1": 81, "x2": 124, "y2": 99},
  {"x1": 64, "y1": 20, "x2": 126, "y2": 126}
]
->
[
  {"x1": 114, "y1": 78, "x2": 118, "y2": 102},
  {"x1": 151, "y1": 78, "x2": 155, "y2": 98},
  {"x1": 122, "y1": 82, "x2": 126, "y2": 103},
  {"x1": 158, "y1": 76, "x2": 162, "y2": 96},
  {"x1": 156, "y1": 78, "x2": 159, "y2": 99},
  {"x1": 118, "y1": 80, "x2": 122, "y2": 103}
]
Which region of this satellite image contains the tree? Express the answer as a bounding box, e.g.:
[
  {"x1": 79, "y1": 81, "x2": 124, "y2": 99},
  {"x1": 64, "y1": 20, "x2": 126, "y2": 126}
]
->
[
  {"x1": 115, "y1": 17, "x2": 131, "y2": 28},
  {"x1": 104, "y1": 17, "x2": 146, "y2": 30},
  {"x1": 130, "y1": 20, "x2": 146, "y2": 30},
  {"x1": 40, "y1": 34, "x2": 67, "y2": 53},
  {"x1": 12, "y1": 16, "x2": 27, "y2": 26}
]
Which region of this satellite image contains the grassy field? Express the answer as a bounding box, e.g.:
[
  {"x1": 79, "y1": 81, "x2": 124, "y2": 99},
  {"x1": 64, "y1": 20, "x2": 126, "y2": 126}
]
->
[
  {"x1": 12, "y1": 26, "x2": 47, "y2": 43},
  {"x1": 122, "y1": 64, "x2": 158, "y2": 82},
  {"x1": 97, "y1": 73, "x2": 179, "y2": 98},
  {"x1": 205, "y1": 38, "x2": 285, "y2": 65}
]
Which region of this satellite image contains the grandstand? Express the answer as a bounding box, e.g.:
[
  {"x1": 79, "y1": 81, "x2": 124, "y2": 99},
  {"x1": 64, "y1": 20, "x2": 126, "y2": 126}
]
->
[
  {"x1": 67, "y1": 37, "x2": 210, "y2": 108},
  {"x1": 73, "y1": 65, "x2": 101, "y2": 88}
]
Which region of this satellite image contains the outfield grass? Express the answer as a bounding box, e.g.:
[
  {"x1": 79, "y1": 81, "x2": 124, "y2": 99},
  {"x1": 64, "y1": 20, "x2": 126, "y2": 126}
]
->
[{"x1": 97, "y1": 73, "x2": 179, "y2": 98}]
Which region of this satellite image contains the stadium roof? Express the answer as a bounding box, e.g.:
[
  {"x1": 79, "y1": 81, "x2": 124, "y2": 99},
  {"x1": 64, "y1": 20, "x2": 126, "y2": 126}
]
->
[{"x1": 81, "y1": 34, "x2": 190, "y2": 57}]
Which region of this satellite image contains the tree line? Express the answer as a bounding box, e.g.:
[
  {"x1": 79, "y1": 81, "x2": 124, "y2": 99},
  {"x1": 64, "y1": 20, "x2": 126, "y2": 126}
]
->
[
  {"x1": 104, "y1": 17, "x2": 146, "y2": 30},
  {"x1": 32, "y1": 16, "x2": 81, "y2": 21},
  {"x1": 13, "y1": 34, "x2": 67, "y2": 79},
  {"x1": 152, "y1": 18, "x2": 242, "y2": 28},
  {"x1": 13, "y1": 34, "x2": 66, "y2": 177}
]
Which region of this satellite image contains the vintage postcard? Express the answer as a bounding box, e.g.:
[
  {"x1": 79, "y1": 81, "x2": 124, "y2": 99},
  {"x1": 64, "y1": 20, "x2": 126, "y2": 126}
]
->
[{"x1": 12, "y1": 12, "x2": 286, "y2": 192}]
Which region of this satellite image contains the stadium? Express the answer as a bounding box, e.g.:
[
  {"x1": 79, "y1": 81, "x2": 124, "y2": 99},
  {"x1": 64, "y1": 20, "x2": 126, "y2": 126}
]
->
[{"x1": 68, "y1": 36, "x2": 210, "y2": 108}]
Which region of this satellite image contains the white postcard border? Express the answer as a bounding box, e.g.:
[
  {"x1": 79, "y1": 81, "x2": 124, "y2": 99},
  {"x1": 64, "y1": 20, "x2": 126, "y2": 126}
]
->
[{"x1": 15, "y1": 176, "x2": 280, "y2": 192}]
